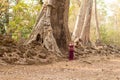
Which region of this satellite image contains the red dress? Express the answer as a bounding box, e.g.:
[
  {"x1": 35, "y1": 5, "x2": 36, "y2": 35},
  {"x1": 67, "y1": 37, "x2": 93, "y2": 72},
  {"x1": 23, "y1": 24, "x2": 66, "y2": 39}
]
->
[{"x1": 69, "y1": 44, "x2": 74, "y2": 60}]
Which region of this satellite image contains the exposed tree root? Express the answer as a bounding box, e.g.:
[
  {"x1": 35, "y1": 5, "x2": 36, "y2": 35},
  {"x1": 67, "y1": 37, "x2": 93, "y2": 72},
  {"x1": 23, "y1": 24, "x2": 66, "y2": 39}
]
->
[{"x1": 0, "y1": 34, "x2": 59, "y2": 65}]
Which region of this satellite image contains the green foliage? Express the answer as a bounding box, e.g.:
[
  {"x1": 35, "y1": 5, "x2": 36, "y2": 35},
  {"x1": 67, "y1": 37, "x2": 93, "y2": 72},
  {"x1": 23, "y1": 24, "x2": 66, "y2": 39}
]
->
[
  {"x1": 100, "y1": 26, "x2": 108, "y2": 43},
  {"x1": 100, "y1": 26, "x2": 120, "y2": 46},
  {"x1": 0, "y1": 0, "x2": 9, "y2": 34},
  {"x1": 9, "y1": 1, "x2": 42, "y2": 40},
  {"x1": 69, "y1": 4, "x2": 75, "y2": 16}
]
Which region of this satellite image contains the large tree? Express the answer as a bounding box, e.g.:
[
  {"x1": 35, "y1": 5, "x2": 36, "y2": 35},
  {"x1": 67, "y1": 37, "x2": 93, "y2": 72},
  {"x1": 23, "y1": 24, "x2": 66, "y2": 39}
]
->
[{"x1": 25, "y1": 0, "x2": 71, "y2": 57}]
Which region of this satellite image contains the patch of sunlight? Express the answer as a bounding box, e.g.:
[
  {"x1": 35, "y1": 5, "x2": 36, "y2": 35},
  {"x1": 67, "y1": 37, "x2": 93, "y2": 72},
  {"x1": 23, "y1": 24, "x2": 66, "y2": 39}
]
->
[{"x1": 104, "y1": 0, "x2": 116, "y2": 4}]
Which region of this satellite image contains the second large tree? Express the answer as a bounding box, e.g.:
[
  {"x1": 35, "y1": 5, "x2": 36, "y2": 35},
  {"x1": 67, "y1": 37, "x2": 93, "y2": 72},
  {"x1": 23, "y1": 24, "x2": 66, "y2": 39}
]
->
[{"x1": 72, "y1": 0, "x2": 93, "y2": 46}]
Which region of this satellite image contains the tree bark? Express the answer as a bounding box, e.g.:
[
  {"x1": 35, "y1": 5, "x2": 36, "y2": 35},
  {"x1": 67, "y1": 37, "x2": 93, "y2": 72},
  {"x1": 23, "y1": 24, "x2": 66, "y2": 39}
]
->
[
  {"x1": 72, "y1": 0, "x2": 88, "y2": 41},
  {"x1": 51, "y1": 0, "x2": 71, "y2": 52},
  {"x1": 25, "y1": 0, "x2": 70, "y2": 56},
  {"x1": 80, "y1": 0, "x2": 93, "y2": 46}
]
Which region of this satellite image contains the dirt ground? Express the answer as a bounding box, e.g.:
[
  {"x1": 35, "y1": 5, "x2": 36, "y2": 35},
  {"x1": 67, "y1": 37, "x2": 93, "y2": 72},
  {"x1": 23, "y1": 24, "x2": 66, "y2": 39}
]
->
[{"x1": 0, "y1": 55, "x2": 120, "y2": 80}]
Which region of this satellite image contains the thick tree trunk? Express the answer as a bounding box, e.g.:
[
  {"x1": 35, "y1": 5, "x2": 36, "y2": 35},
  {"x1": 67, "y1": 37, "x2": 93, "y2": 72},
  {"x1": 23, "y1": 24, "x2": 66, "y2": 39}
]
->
[
  {"x1": 51, "y1": 0, "x2": 71, "y2": 52},
  {"x1": 25, "y1": 0, "x2": 70, "y2": 56},
  {"x1": 72, "y1": 0, "x2": 88, "y2": 41},
  {"x1": 80, "y1": 0, "x2": 93, "y2": 46}
]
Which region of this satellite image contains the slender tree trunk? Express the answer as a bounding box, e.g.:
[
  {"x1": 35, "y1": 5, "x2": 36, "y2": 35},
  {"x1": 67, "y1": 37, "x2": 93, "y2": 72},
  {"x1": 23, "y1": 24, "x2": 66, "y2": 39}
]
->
[
  {"x1": 72, "y1": 0, "x2": 88, "y2": 41},
  {"x1": 114, "y1": 14, "x2": 118, "y2": 30},
  {"x1": 6, "y1": 0, "x2": 9, "y2": 25},
  {"x1": 94, "y1": 0, "x2": 101, "y2": 42},
  {"x1": 80, "y1": 0, "x2": 93, "y2": 46},
  {"x1": 16, "y1": 0, "x2": 20, "y2": 4},
  {"x1": 3, "y1": 0, "x2": 9, "y2": 35},
  {"x1": 25, "y1": 0, "x2": 70, "y2": 56}
]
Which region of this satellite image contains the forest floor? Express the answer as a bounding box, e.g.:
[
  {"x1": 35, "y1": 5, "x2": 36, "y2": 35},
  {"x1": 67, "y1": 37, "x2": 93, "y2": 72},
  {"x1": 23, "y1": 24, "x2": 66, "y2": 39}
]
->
[
  {"x1": 1, "y1": 34, "x2": 120, "y2": 80},
  {"x1": 0, "y1": 55, "x2": 120, "y2": 80}
]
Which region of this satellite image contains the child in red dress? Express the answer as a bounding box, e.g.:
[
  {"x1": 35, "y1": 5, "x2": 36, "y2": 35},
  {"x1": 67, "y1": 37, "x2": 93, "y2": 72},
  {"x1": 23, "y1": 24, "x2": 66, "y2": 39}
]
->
[{"x1": 69, "y1": 42, "x2": 74, "y2": 60}]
